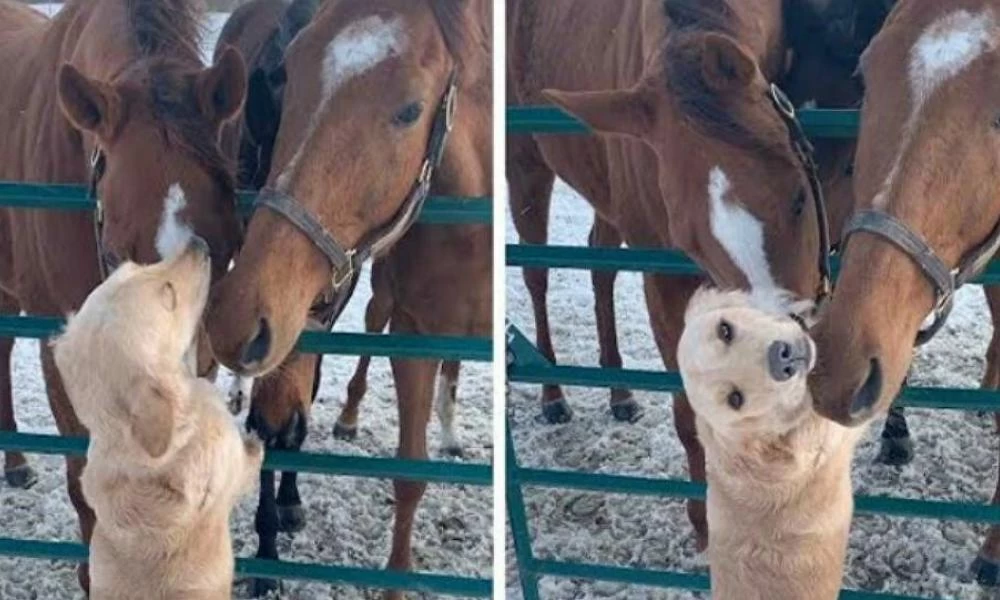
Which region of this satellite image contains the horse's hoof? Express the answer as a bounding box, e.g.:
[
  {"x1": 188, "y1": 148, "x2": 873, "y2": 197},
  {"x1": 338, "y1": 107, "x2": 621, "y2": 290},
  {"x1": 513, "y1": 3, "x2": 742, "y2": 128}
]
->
[
  {"x1": 333, "y1": 421, "x2": 358, "y2": 441},
  {"x1": 277, "y1": 503, "x2": 306, "y2": 533},
  {"x1": 610, "y1": 398, "x2": 643, "y2": 423},
  {"x1": 540, "y1": 398, "x2": 573, "y2": 424},
  {"x1": 971, "y1": 554, "x2": 1000, "y2": 586},
  {"x1": 4, "y1": 464, "x2": 38, "y2": 489},
  {"x1": 443, "y1": 445, "x2": 464, "y2": 459},
  {"x1": 876, "y1": 436, "x2": 914, "y2": 466},
  {"x1": 251, "y1": 577, "x2": 281, "y2": 597}
]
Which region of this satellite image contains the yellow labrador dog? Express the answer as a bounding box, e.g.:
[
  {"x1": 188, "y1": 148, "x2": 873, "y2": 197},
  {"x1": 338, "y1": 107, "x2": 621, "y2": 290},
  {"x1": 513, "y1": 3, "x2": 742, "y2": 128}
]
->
[
  {"x1": 678, "y1": 289, "x2": 864, "y2": 600},
  {"x1": 53, "y1": 236, "x2": 263, "y2": 600}
]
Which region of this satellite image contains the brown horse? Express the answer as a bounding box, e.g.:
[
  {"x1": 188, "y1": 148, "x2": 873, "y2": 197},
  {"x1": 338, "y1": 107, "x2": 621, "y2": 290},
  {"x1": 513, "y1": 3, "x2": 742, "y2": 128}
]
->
[
  {"x1": 206, "y1": 1, "x2": 491, "y2": 597},
  {"x1": 809, "y1": 0, "x2": 1000, "y2": 585},
  {"x1": 508, "y1": 0, "x2": 874, "y2": 550},
  {"x1": 0, "y1": 0, "x2": 245, "y2": 592}
]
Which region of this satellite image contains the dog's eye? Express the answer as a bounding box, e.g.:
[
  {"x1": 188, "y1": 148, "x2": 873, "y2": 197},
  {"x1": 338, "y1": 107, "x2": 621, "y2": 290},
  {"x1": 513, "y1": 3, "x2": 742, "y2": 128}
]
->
[
  {"x1": 160, "y1": 282, "x2": 177, "y2": 312},
  {"x1": 717, "y1": 320, "x2": 734, "y2": 344},
  {"x1": 727, "y1": 389, "x2": 745, "y2": 411}
]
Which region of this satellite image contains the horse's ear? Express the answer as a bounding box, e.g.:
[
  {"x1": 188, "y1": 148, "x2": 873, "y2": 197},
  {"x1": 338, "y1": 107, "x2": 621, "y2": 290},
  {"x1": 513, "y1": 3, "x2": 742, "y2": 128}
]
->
[
  {"x1": 699, "y1": 32, "x2": 758, "y2": 92},
  {"x1": 57, "y1": 64, "x2": 123, "y2": 141},
  {"x1": 541, "y1": 86, "x2": 657, "y2": 140},
  {"x1": 198, "y1": 46, "x2": 248, "y2": 125}
]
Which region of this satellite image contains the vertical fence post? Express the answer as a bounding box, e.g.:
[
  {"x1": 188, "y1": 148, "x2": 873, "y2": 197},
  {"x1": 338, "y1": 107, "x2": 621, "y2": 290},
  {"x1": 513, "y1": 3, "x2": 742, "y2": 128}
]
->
[{"x1": 506, "y1": 419, "x2": 541, "y2": 600}]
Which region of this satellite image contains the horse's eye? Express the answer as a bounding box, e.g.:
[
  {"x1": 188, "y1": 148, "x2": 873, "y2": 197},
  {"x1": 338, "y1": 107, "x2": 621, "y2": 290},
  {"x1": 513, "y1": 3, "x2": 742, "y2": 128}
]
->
[
  {"x1": 717, "y1": 320, "x2": 734, "y2": 344},
  {"x1": 992, "y1": 113, "x2": 1000, "y2": 130},
  {"x1": 844, "y1": 162, "x2": 854, "y2": 176},
  {"x1": 793, "y1": 189, "x2": 807, "y2": 216},
  {"x1": 727, "y1": 389, "x2": 745, "y2": 410},
  {"x1": 393, "y1": 101, "x2": 424, "y2": 127}
]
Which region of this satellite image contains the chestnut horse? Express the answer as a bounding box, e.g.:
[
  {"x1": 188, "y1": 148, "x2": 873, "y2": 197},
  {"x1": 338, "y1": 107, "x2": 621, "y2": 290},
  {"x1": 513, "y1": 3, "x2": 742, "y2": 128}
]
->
[
  {"x1": 810, "y1": 0, "x2": 1000, "y2": 585},
  {"x1": 0, "y1": 0, "x2": 245, "y2": 592},
  {"x1": 206, "y1": 1, "x2": 491, "y2": 597},
  {"x1": 508, "y1": 0, "x2": 854, "y2": 550}
]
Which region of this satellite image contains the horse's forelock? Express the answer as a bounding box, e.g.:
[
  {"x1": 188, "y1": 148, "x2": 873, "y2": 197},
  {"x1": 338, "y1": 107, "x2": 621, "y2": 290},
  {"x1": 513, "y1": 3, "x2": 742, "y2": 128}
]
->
[{"x1": 664, "y1": 0, "x2": 737, "y2": 34}]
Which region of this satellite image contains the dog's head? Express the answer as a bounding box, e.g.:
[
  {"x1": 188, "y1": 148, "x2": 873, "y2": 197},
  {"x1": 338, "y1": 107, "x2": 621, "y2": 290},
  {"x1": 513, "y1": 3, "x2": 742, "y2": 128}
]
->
[
  {"x1": 53, "y1": 235, "x2": 212, "y2": 459},
  {"x1": 678, "y1": 288, "x2": 817, "y2": 438}
]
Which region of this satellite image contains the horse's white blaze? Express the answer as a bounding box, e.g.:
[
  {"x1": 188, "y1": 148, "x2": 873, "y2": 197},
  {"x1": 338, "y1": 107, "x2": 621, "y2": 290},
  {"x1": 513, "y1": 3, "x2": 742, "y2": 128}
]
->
[
  {"x1": 435, "y1": 372, "x2": 459, "y2": 451},
  {"x1": 155, "y1": 184, "x2": 194, "y2": 260},
  {"x1": 276, "y1": 15, "x2": 407, "y2": 192},
  {"x1": 708, "y1": 167, "x2": 779, "y2": 294},
  {"x1": 322, "y1": 15, "x2": 407, "y2": 99},
  {"x1": 874, "y1": 9, "x2": 998, "y2": 208}
]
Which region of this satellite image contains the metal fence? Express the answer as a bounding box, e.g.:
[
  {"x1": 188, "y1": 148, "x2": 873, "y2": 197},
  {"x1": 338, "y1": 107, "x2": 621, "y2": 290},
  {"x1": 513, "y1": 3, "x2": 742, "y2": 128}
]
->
[
  {"x1": 504, "y1": 105, "x2": 1000, "y2": 600},
  {"x1": 0, "y1": 184, "x2": 494, "y2": 597}
]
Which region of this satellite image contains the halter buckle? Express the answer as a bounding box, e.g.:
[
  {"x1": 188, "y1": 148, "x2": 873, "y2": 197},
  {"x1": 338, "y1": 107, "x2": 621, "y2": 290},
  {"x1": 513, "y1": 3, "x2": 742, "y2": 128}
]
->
[
  {"x1": 769, "y1": 83, "x2": 797, "y2": 121},
  {"x1": 331, "y1": 249, "x2": 356, "y2": 290}
]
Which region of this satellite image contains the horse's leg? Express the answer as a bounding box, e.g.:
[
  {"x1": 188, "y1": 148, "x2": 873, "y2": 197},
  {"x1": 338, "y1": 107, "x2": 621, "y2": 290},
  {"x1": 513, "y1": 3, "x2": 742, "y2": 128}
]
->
[
  {"x1": 971, "y1": 286, "x2": 1000, "y2": 585},
  {"x1": 436, "y1": 360, "x2": 462, "y2": 457},
  {"x1": 246, "y1": 348, "x2": 320, "y2": 597},
  {"x1": 643, "y1": 273, "x2": 708, "y2": 551},
  {"x1": 385, "y1": 357, "x2": 438, "y2": 600},
  {"x1": 875, "y1": 403, "x2": 913, "y2": 465},
  {"x1": 336, "y1": 265, "x2": 393, "y2": 440},
  {"x1": 508, "y1": 134, "x2": 566, "y2": 423},
  {"x1": 588, "y1": 217, "x2": 638, "y2": 423},
  {"x1": 39, "y1": 343, "x2": 95, "y2": 593},
  {"x1": 0, "y1": 290, "x2": 35, "y2": 488},
  {"x1": 251, "y1": 468, "x2": 281, "y2": 597}
]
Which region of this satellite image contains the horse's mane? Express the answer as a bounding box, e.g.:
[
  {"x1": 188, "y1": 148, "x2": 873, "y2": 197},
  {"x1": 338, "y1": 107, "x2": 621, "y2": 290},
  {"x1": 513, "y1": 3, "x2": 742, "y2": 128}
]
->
[
  {"x1": 124, "y1": 0, "x2": 234, "y2": 194},
  {"x1": 428, "y1": 0, "x2": 490, "y2": 75},
  {"x1": 127, "y1": 0, "x2": 204, "y2": 58},
  {"x1": 662, "y1": 0, "x2": 773, "y2": 152}
]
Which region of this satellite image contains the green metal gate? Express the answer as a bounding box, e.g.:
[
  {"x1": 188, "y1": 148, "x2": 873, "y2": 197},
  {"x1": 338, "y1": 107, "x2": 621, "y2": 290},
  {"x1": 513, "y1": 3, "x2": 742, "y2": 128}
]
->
[
  {"x1": 504, "y1": 105, "x2": 1000, "y2": 600},
  {"x1": 0, "y1": 184, "x2": 494, "y2": 597}
]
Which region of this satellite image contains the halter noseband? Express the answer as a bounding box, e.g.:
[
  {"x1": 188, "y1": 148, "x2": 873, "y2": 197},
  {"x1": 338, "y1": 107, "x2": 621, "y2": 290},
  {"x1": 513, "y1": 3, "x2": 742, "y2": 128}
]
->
[
  {"x1": 768, "y1": 83, "x2": 834, "y2": 307},
  {"x1": 843, "y1": 209, "x2": 1000, "y2": 345},
  {"x1": 254, "y1": 69, "x2": 459, "y2": 325}
]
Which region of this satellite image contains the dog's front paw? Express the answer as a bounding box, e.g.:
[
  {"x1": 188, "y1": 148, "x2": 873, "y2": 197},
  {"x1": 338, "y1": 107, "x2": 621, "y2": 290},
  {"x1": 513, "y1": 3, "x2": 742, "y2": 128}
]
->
[{"x1": 243, "y1": 434, "x2": 265, "y2": 466}]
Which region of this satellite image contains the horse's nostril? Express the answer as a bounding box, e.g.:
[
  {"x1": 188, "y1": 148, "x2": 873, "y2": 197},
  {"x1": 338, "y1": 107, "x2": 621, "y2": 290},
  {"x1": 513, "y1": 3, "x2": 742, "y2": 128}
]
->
[
  {"x1": 849, "y1": 357, "x2": 883, "y2": 418},
  {"x1": 241, "y1": 318, "x2": 272, "y2": 367}
]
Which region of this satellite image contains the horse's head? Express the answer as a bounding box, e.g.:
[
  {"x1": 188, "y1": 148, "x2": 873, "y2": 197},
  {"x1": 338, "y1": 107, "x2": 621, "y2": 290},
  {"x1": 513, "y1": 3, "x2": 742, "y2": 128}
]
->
[
  {"x1": 544, "y1": 4, "x2": 828, "y2": 307},
  {"x1": 811, "y1": 3, "x2": 1000, "y2": 425},
  {"x1": 56, "y1": 48, "x2": 247, "y2": 279},
  {"x1": 208, "y1": 0, "x2": 484, "y2": 375}
]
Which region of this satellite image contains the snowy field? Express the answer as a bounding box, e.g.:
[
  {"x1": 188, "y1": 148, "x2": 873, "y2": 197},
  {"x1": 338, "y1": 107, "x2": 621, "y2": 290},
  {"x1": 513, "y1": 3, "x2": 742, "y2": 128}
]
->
[
  {"x1": 506, "y1": 181, "x2": 1000, "y2": 600},
  {"x1": 0, "y1": 7, "x2": 492, "y2": 600}
]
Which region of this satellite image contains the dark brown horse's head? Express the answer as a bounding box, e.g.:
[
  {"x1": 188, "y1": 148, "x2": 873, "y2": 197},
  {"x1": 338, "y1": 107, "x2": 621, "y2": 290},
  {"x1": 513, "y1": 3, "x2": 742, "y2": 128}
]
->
[
  {"x1": 56, "y1": 2, "x2": 247, "y2": 280},
  {"x1": 208, "y1": 0, "x2": 486, "y2": 375},
  {"x1": 811, "y1": 0, "x2": 1000, "y2": 425},
  {"x1": 545, "y1": 0, "x2": 828, "y2": 309}
]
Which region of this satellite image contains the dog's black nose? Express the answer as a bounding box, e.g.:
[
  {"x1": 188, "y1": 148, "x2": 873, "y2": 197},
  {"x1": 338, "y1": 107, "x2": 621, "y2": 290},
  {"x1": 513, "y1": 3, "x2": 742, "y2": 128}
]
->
[{"x1": 768, "y1": 340, "x2": 809, "y2": 382}]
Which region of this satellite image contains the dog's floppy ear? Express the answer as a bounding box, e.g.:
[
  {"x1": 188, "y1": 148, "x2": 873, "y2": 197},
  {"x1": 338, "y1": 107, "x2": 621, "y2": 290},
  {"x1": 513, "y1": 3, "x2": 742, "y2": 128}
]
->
[{"x1": 126, "y1": 379, "x2": 178, "y2": 458}]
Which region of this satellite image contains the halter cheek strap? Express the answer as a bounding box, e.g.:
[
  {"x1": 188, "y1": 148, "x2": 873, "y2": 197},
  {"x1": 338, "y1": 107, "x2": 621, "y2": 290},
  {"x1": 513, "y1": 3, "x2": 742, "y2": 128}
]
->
[{"x1": 843, "y1": 209, "x2": 1000, "y2": 345}]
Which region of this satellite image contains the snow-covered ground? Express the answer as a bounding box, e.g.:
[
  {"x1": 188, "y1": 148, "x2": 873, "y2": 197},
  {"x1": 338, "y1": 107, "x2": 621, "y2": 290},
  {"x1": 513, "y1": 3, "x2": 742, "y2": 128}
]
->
[
  {"x1": 506, "y1": 181, "x2": 1000, "y2": 600},
  {"x1": 0, "y1": 7, "x2": 492, "y2": 600}
]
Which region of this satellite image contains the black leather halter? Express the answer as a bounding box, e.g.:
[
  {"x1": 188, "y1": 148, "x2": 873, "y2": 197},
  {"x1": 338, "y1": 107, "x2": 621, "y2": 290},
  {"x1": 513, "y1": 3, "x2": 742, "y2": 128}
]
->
[
  {"x1": 843, "y1": 209, "x2": 1000, "y2": 345},
  {"x1": 87, "y1": 146, "x2": 117, "y2": 281},
  {"x1": 768, "y1": 84, "x2": 834, "y2": 307},
  {"x1": 254, "y1": 69, "x2": 459, "y2": 321}
]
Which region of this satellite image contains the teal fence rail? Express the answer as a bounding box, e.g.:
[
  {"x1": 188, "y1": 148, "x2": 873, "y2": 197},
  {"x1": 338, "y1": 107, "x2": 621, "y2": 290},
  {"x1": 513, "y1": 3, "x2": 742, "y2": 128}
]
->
[
  {"x1": 505, "y1": 105, "x2": 1000, "y2": 600},
  {"x1": 0, "y1": 186, "x2": 493, "y2": 597}
]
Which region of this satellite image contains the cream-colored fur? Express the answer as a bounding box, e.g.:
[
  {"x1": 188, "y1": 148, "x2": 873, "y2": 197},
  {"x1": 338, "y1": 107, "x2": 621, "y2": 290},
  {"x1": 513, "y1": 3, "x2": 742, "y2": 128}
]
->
[
  {"x1": 678, "y1": 288, "x2": 865, "y2": 600},
  {"x1": 53, "y1": 238, "x2": 263, "y2": 600}
]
